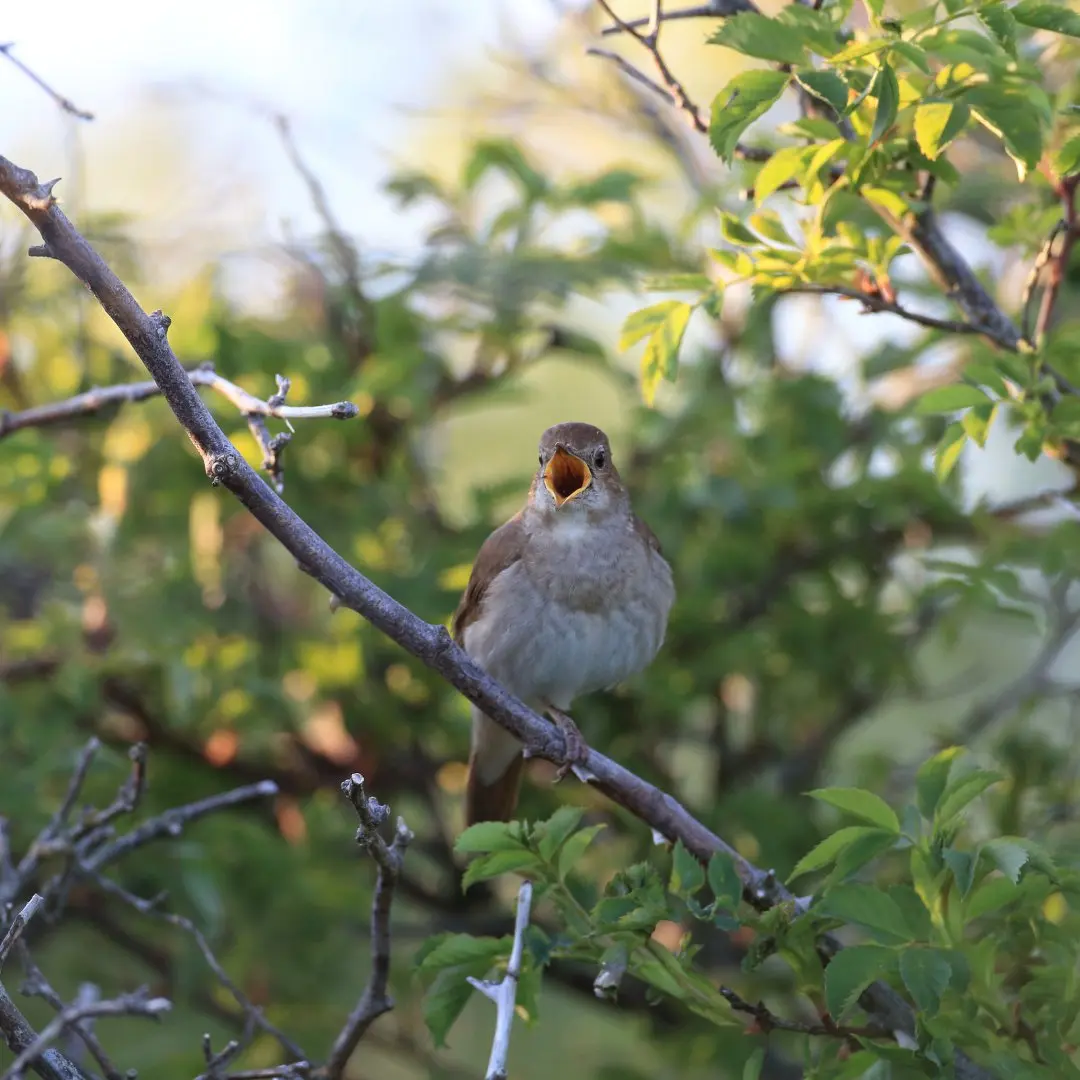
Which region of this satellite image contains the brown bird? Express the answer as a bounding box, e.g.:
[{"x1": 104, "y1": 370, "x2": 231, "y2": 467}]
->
[{"x1": 453, "y1": 422, "x2": 675, "y2": 824}]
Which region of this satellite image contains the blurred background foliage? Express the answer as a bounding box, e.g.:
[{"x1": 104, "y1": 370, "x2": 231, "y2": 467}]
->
[{"x1": 5, "y1": 1, "x2": 1080, "y2": 1078}]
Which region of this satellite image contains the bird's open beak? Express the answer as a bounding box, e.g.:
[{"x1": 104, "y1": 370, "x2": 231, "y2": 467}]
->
[{"x1": 543, "y1": 446, "x2": 592, "y2": 507}]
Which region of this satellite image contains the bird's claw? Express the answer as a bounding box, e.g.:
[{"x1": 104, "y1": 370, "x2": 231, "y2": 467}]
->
[{"x1": 546, "y1": 706, "x2": 594, "y2": 783}]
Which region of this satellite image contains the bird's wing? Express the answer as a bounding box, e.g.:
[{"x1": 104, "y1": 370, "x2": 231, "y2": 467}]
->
[{"x1": 452, "y1": 512, "x2": 529, "y2": 644}]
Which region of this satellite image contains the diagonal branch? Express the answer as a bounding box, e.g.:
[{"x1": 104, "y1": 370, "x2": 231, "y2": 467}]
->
[
  {"x1": 0, "y1": 44, "x2": 94, "y2": 121},
  {"x1": 0, "y1": 152, "x2": 994, "y2": 1080}
]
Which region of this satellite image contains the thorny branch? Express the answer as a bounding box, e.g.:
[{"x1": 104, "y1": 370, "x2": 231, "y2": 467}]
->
[
  {"x1": 719, "y1": 986, "x2": 887, "y2": 1042},
  {"x1": 0, "y1": 44, "x2": 94, "y2": 121},
  {"x1": 0, "y1": 154, "x2": 996, "y2": 1080},
  {"x1": 468, "y1": 881, "x2": 533, "y2": 1080}
]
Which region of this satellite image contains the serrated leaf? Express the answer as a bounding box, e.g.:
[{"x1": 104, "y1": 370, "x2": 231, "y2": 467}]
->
[
  {"x1": 978, "y1": 4, "x2": 1018, "y2": 56},
  {"x1": 418, "y1": 934, "x2": 508, "y2": 974},
  {"x1": 558, "y1": 823, "x2": 605, "y2": 880},
  {"x1": 982, "y1": 838, "x2": 1030, "y2": 883},
  {"x1": 639, "y1": 301, "x2": 693, "y2": 407},
  {"x1": 670, "y1": 840, "x2": 705, "y2": 896},
  {"x1": 826, "y1": 829, "x2": 900, "y2": 886},
  {"x1": 899, "y1": 948, "x2": 952, "y2": 1017},
  {"x1": 708, "y1": 12, "x2": 808, "y2": 65},
  {"x1": 462, "y1": 849, "x2": 542, "y2": 890},
  {"x1": 914, "y1": 101, "x2": 970, "y2": 159},
  {"x1": 708, "y1": 852, "x2": 743, "y2": 910},
  {"x1": 1012, "y1": 1, "x2": 1080, "y2": 37},
  {"x1": 870, "y1": 64, "x2": 900, "y2": 146},
  {"x1": 455, "y1": 820, "x2": 527, "y2": 855},
  {"x1": 620, "y1": 300, "x2": 687, "y2": 350},
  {"x1": 817, "y1": 884, "x2": 915, "y2": 944},
  {"x1": 709, "y1": 70, "x2": 790, "y2": 164},
  {"x1": 936, "y1": 769, "x2": 1003, "y2": 824},
  {"x1": 916, "y1": 384, "x2": 991, "y2": 414},
  {"x1": 966, "y1": 85, "x2": 1045, "y2": 180},
  {"x1": 824, "y1": 946, "x2": 893, "y2": 1020},
  {"x1": 1053, "y1": 133, "x2": 1080, "y2": 178},
  {"x1": 829, "y1": 38, "x2": 892, "y2": 65},
  {"x1": 808, "y1": 788, "x2": 900, "y2": 832},
  {"x1": 789, "y1": 826, "x2": 892, "y2": 881},
  {"x1": 536, "y1": 806, "x2": 585, "y2": 862},
  {"x1": 888, "y1": 885, "x2": 932, "y2": 941},
  {"x1": 795, "y1": 70, "x2": 850, "y2": 116},
  {"x1": 719, "y1": 211, "x2": 762, "y2": 246},
  {"x1": 753, "y1": 146, "x2": 808, "y2": 205}
]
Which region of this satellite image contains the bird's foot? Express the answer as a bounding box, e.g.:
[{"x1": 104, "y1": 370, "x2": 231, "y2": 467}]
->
[{"x1": 545, "y1": 705, "x2": 596, "y2": 784}]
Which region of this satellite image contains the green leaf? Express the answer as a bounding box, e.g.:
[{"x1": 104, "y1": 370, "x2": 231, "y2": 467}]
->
[
  {"x1": 1012, "y1": 1, "x2": 1080, "y2": 37},
  {"x1": 962, "y1": 402, "x2": 997, "y2": 447},
  {"x1": 824, "y1": 946, "x2": 894, "y2": 1020},
  {"x1": 719, "y1": 212, "x2": 762, "y2": 246},
  {"x1": 943, "y1": 847, "x2": 977, "y2": 897},
  {"x1": 423, "y1": 968, "x2": 476, "y2": 1047},
  {"x1": 709, "y1": 70, "x2": 790, "y2": 164},
  {"x1": 888, "y1": 885, "x2": 932, "y2": 941},
  {"x1": 753, "y1": 146, "x2": 810, "y2": 204},
  {"x1": 558, "y1": 823, "x2": 605, "y2": 880},
  {"x1": 934, "y1": 422, "x2": 967, "y2": 482},
  {"x1": 936, "y1": 769, "x2": 1004, "y2": 824},
  {"x1": 1053, "y1": 133, "x2": 1080, "y2": 178},
  {"x1": 708, "y1": 13, "x2": 808, "y2": 65},
  {"x1": 916, "y1": 384, "x2": 991, "y2": 415},
  {"x1": 670, "y1": 840, "x2": 706, "y2": 896},
  {"x1": 828, "y1": 38, "x2": 892, "y2": 65},
  {"x1": 620, "y1": 300, "x2": 687, "y2": 350},
  {"x1": 795, "y1": 70, "x2": 850, "y2": 116},
  {"x1": 982, "y1": 838, "x2": 1030, "y2": 883},
  {"x1": 870, "y1": 64, "x2": 900, "y2": 147},
  {"x1": 808, "y1": 788, "x2": 900, "y2": 832},
  {"x1": 916, "y1": 748, "x2": 963, "y2": 818},
  {"x1": 789, "y1": 826, "x2": 893, "y2": 881},
  {"x1": 827, "y1": 829, "x2": 900, "y2": 886},
  {"x1": 743, "y1": 1047, "x2": 765, "y2": 1080},
  {"x1": 817, "y1": 884, "x2": 915, "y2": 944},
  {"x1": 965, "y1": 85, "x2": 1046, "y2": 180},
  {"x1": 536, "y1": 806, "x2": 585, "y2": 862},
  {"x1": 462, "y1": 849, "x2": 543, "y2": 890},
  {"x1": 640, "y1": 302, "x2": 693, "y2": 407},
  {"x1": 978, "y1": 3, "x2": 1018, "y2": 56},
  {"x1": 965, "y1": 875, "x2": 1018, "y2": 920},
  {"x1": 708, "y1": 852, "x2": 743, "y2": 910},
  {"x1": 455, "y1": 820, "x2": 527, "y2": 855},
  {"x1": 418, "y1": 934, "x2": 508, "y2": 974},
  {"x1": 562, "y1": 169, "x2": 643, "y2": 205},
  {"x1": 899, "y1": 948, "x2": 952, "y2": 1017},
  {"x1": 463, "y1": 139, "x2": 546, "y2": 197},
  {"x1": 914, "y1": 101, "x2": 970, "y2": 160}
]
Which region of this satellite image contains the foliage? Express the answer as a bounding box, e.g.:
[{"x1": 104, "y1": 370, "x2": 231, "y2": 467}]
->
[{"x1": 5, "y1": 1, "x2": 1080, "y2": 1078}]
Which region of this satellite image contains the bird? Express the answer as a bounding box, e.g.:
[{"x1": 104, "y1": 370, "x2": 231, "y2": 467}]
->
[{"x1": 452, "y1": 421, "x2": 675, "y2": 825}]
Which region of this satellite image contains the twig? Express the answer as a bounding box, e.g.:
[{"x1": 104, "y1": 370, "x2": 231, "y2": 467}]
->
[
  {"x1": 781, "y1": 284, "x2": 989, "y2": 337},
  {"x1": 18, "y1": 959, "x2": 125, "y2": 1080},
  {"x1": 319, "y1": 775, "x2": 413, "y2": 1080},
  {"x1": 0, "y1": 981, "x2": 87, "y2": 1080},
  {"x1": 0, "y1": 153, "x2": 996, "y2": 1080},
  {"x1": 719, "y1": 986, "x2": 885, "y2": 1040},
  {"x1": 0, "y1": 986, "x2": 169, "y2": 1080},
  {"x1": 600, "y1": 0, "x2": 757, "y2": 33},
  {"x1": 1032, "y1": 176, "x2": 1080, "y2": 348},
  {"x1": 468, "y1": 881, "x2": 533, "y2": 1080},
  {"x1": 0, "y1": 44, "x2": 94, "y2": 121},
  {"x1": 0, "y1": 896, "x2": 43, "y2": 969},
  {"x1": 0, "y1": 363, "x2": 357, "y2": 439},
  {"x1": 89, "y1": 873, "x2": 307, "y2": 1064},
  {"x1": 1020, "y1": 220, "x2": 1066, "y2": 345}
]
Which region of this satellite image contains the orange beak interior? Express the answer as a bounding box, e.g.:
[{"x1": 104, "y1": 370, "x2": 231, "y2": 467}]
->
[{"x1": 543, "y1": 447, "x2": 592, "y2": 507}]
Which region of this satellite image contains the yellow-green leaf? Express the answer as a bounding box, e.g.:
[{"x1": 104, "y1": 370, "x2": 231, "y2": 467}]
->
[{"x1": 914, "y1": 101, "x2": 970, "y2": 160}]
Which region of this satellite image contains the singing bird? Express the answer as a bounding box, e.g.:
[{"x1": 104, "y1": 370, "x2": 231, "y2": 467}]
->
[{"x1": 453, "y1": 422, "x2": 675, "y2": 824}]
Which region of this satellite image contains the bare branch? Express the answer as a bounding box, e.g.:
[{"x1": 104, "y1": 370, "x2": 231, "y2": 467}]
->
[
  {"x1": 1032, "y1": 175, "x2": 1080, "y2": 348},
  {"x1": 719, "y1": 986, "x2": 887, "y2": 1041},
  {"x1": 0, "y1": 897, "x2": 43, "y2": 970},
  {"x1": 0, "y1": 363, "x2": 357, "y2": 442},
  {"x1": 600, "y1": 0, "x2": 757, "y2": 34},
  {"x1": 0, "y1": 986, "x2": 169, "y2": 1080},
  {"x1": 319, "y1": 775, "x2": 413, "y2": 1080},
  {"x1": 781, "y1": 284, "x2": 993, "y2": 338},
  {"x1": 468, "y1": 881, "x2": 533, "y2": 1080},
  {"x1": 0, "y1": 44, "x2": 94, "y2": 121}
]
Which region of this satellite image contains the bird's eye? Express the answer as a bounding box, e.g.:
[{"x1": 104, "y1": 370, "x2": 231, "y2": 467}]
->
[
  {"x1": 538, "y1": 453, "x2": 544, "y2": 465},
  {"x1": 594, "y1": 448, "x2": 606, "y2": 468}
]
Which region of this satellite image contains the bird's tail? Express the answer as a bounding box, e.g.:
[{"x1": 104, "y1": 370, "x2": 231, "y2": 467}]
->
[{"x1": 464, "y1": 708, "x2": 525, "y2": 825}]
